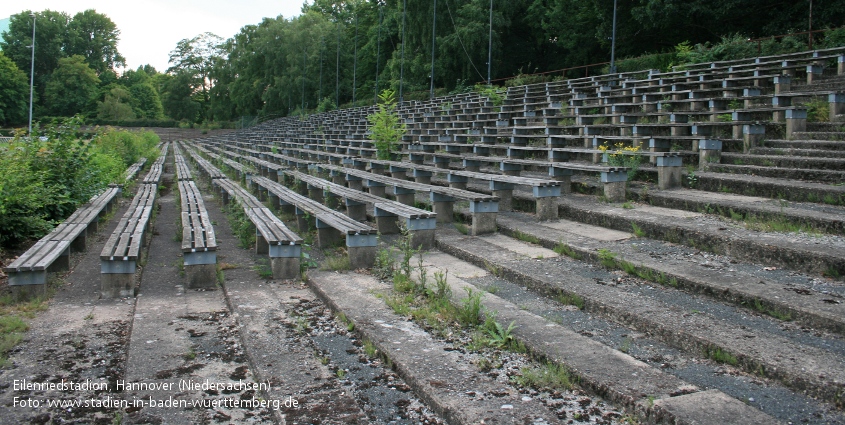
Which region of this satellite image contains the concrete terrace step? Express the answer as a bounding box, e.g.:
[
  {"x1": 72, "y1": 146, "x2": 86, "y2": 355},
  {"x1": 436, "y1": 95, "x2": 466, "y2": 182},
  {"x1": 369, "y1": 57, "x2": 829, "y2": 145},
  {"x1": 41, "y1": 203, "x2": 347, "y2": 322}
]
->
[
  {"x1": 548, "y1": 193, "x2": 845, "y2": 277},
  {"x1": 792, "y1": 131, "x2": 845, "y2": 141},
  {"x1": 691, "y1": 170, "x2": 845, "y2": 205},
  {"x1": 646, "y1": 188, "x2": 845, "y2": 236},
  {"x1": 761, "y1": 138, "x2": 845, "y2": 151},
  {"x1": 308, "y1": 271, "x2": 562, "y2": 425},
  {"x1": 309, "y1": 269, "x2": 781, "y2": 425},
  {"x1": 750, "y1": 147, "x2": 845, "y2": 158},
  {"x1": 720, "y1": 153, "x2": 845, "y2": 170},
  {"x1": 434, "y1": 228, "x2": 845, "y2": 409},
  {"x1": 706, "y1": 163, "x2": 845, "y2": 183},
  {"x1": 493, "y1": 211, "x2": 845, "y2": 334}
]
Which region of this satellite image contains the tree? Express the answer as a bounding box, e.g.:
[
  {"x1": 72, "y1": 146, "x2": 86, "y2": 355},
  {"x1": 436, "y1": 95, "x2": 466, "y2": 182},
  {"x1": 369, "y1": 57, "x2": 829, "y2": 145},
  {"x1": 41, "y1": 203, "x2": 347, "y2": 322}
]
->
[
  {"x1": 129, "y1": 83, "x2": 164, "y2": 119},
  {"x1": 367, "y1": 89, "x2": 405, "y2": 159},
  {"x1": 162, "y1": 71, "x2": 201, "y2": 122},
  {"x1": 168, "y1": 32, "x2": 224, "y2": 119},
  {"x1": 0, "y1": 52, "x2": 30, "y2": 126},
  {"x1": 66, "y1": 9, "x2": 124, "y2": 74},
  {"x1": 0, "y1": 10, "x2": 70, "y2": 106},
  {"x1": 44, "y1": 55, "x2": 100, "y2": 117},
  {"x1": 97, "y1": 85, "x2": 135, "y2": 121}
]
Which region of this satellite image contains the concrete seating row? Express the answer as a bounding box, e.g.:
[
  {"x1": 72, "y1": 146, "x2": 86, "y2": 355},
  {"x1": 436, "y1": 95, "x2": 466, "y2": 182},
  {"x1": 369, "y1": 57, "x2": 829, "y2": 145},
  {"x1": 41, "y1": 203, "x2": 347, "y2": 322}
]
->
[
  {"x1": 123, "y1": 158, "x2": 147, "y2": 182},
  {"x1": 4, "y1": 185, "x2": 123, "y2": 296},
  {"x1": 284, "y1": 169, "x2": 437, "y2": 249},
  {"x1": 248, "y1": 175, "x2": 378, "y2": 269},
  {"x1": 99, "y1": 145, "x2": 170, "y2": 298},
  {"x1": 174, "y1": 144, "x2": 218, "y2": 288},
  {"x1": 180, "y1": 143, "x2": 303, "y2": 279}
]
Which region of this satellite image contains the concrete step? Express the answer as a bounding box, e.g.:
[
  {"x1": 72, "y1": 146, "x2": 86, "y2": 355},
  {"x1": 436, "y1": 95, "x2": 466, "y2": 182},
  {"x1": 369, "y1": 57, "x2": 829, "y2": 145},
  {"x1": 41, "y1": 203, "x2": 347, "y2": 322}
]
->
[
  {"x1": 435, "y1": 228, "x2": 845, "y2": 409},
  {"x1": 690, "y1": 170, "x2": 845, "y2": 205},
  {"x1": 542, "y1": 192, "x2": 845, "y2": 277},
  {"x1": 309, "y1": 268, "x2": 782, "y2": 425},
  {"x1": 494, "y1": 210, "x2": 845, "y2": 334},
  {"x1": 808, "y1": 122, "x2": 845, "y2": 132},
  {"x1": 792, "y1": 131, "x2": 845, "y2": 141},
  {"x1": 308, "y1": 271, "x2": 565, "y2": 425},
  {"x1": 720, "y1": 153, "x2": 845, "y2": 170},
  {"x1": 646, "y1": 188, "x2": 845, "y2": 236},
  {"x1": 749, "y1": 147, "x2": 845, "y2": 158},
  {"x1": 762, "y1": 138, "x2": 845, "y2": 151},
  {"x1": 705, "y1": 163, "x2": 845, "y2": 183}
]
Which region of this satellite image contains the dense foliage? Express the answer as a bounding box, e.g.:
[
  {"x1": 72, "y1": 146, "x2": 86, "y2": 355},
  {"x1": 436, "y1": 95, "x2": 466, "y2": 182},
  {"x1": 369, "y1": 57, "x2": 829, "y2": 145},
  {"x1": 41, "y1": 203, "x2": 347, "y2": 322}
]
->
[
  {"x1": 0, "y1": 117, "x2": 159, "y2": 248},
  {"x1": 2, "y1": 1, "x2": 844, "y2": 128}
]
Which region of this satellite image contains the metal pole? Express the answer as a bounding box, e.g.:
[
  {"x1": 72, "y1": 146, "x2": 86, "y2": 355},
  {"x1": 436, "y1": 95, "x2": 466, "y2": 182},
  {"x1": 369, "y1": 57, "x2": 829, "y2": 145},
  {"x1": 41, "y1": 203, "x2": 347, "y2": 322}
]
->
[
  {"x1": 430, "y1": 0, "x2": 437, "y2": 100},
  {"x1": 319, "y1": 37, "x2": 324, "y2": 102},
  {"x1": 809, "y1": 0, "x2": 814, "y2": 49},
  {"x1": 610, "y1": 0, "x2": 617, "y2": 74},
  {"x1": 353, "y1": 12, "x2": 358, "y2": 105},
  {"x1": 301, "y1": 47, "x2": 306, "y2": 112},
  {"x1": 375, "y1": 2, "x2": 383, "y2": 103},
  {"x1": 400, "y1": 0, "x2": 406, "y2": 103},
  {"x1": 28, "y1": 13, "x2": 36, "y2": 137},
  {"x1": 488, "y1": 0, "x2": 493, "y2": 85},
  {"x1": 336, "y1": 21, "x2": 340, "y2": 108}
]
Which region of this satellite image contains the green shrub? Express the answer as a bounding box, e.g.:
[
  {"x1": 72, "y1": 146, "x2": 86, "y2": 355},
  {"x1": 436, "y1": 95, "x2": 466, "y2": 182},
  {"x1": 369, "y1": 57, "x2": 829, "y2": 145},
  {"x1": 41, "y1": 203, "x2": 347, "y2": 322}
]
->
[
  {"x1": 367, "y1": 89, "x2": 406, "y2": 160},
  {"x1": 805, "y1": 98, "x2": 830, "y2": 122},
  {"x1": 0, "y1": 116, "x2": 160, "y2": 248}
]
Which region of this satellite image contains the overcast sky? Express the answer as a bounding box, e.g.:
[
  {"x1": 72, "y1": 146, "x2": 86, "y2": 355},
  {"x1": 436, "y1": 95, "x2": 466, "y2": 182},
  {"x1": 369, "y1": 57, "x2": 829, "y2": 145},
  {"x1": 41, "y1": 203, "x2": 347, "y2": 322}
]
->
[{"x1": 0, "y1": 1, "x2": 306, "y2": 72}]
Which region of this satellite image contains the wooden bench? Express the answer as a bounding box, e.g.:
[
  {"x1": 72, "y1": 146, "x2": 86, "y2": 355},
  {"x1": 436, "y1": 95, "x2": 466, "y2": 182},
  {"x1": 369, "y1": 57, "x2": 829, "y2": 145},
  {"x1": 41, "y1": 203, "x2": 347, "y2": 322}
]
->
[
  {"x1": 123, "y1": 158, "x2": 147, "y2": 182},
  {"x1": 315, "y1": 163, "x2": 500, "y2": 236},
  {"x1": 211, "y1": 177, "x2": 303, "y2": 279},
  {"x1": 178, "y1": 180, "x2": 217, "y2": 288},
  {"x1": 174, "y1": 145, "x2": 193, "y2": 181},
  {"x1": 184, "y1": 145, "x2": 227, "y2": 180},
  {"x1": 244, "y1": 207, "x2": 302, "y2": 280},
  {"x1": 284, "y1": 170, "x2": 437, "y2": 249},
  {"x1": 5, "y1": 185, "x2": 123, "y2": 296},
  {"x1": 100, "y1": 183, "x2": 157, "y2": 298},
  {"x1": 250, "y1": 175, "x2": 377, "y2": 268},
  {"x1": 370, "y1": 157, "x2": 561, "y2": 220}
]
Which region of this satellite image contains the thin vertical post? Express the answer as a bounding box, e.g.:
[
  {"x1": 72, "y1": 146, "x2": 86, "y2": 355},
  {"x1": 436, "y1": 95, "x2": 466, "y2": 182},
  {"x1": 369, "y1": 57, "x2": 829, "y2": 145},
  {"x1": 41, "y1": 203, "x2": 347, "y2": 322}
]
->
[
  {"x1": 809, "y1": 0, "x2": 814, "y2": 49},
  {"x1": 375, "y1": 2, "x2": 383, "y2": 103},
  {"x1": 610, "y1": 0, "x2": 617, "y2": 74},
  {"x1": 319, "y1": 37, "x2": 324, "y2": 102},
  {"x1": 28, "y1": 13, "x2": 36, "y2": 137},
  {"x1": 336, "y1": 21, "x2": 340, "y2": 109},
  {"x1": 430, "y1": 0, "x2": 437, "y2": 100},
  {"x1": 400, "y1": 0, "x2": 406, "y2": 103},
  {"x1": 353, "y1": 12, "x2": 358, "y2": 105},
  {"x1": 487, "y1": 0, "x2": 493, "y2": 85}
]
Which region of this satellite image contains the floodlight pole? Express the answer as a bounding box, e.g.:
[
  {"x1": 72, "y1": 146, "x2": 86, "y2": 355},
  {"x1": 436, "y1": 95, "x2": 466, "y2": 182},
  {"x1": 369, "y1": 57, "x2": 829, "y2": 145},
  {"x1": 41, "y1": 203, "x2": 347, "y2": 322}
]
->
[
  {"x1": 336, "y1": 21, "x2": 340, "y2": 109},
  {"x1": 399, "y1": 0, "x2": 406, "y2": 103},
  {"x1": 809, "y1": 0, "x2": 814, "y2": 49},
  {"x1": 375, "y1": 2, "x2": 383, "y2": 103},
  {"x1": 352, "y1": 12, "x2": 358, "y2": 105},
  {"x1": 28, "y1": 13, "x2": 36, "y2": 137},
  {"x1": 610, "y1": 0, "x2": 618, "y2": 74},
  {"x1": 430, "y1": 0, "x2": 437, "y2": 100},
  {"x1": 319, "y1": 37, "x2": 324, "y2": 102},
  {"x1": 487, "y1": 0, "x2": 493, "y2": 85}
]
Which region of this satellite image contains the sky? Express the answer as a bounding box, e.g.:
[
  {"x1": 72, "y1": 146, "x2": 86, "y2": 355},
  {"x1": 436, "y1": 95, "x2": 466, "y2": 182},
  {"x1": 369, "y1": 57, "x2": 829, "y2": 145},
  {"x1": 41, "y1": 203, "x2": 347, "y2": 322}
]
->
[{"x1": 0, "y1": 1, "x2": 306, "y2": 72}]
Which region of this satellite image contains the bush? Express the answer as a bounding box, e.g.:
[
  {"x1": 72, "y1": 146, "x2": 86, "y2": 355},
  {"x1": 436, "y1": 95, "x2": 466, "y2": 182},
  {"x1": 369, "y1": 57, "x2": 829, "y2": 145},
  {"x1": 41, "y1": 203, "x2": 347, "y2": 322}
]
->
[
  {"x1": 88, "y1": 119, "x2": 179, "y2": 128},
  {"x1": 821, "y1": 27, "x2": 845, "y2": 49},
  {"x1": 367, "y1": 89, "x2": 406, "y2": 160},
  {"x1": 316, "y1": 97, "x2": 336, "y2": 113},
  {"x1": 603, "y1": 52, "x2": 675, "y2": 74},
  {"x1": 0, "y1": 116, "x2": 160, "y2": 248}
]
